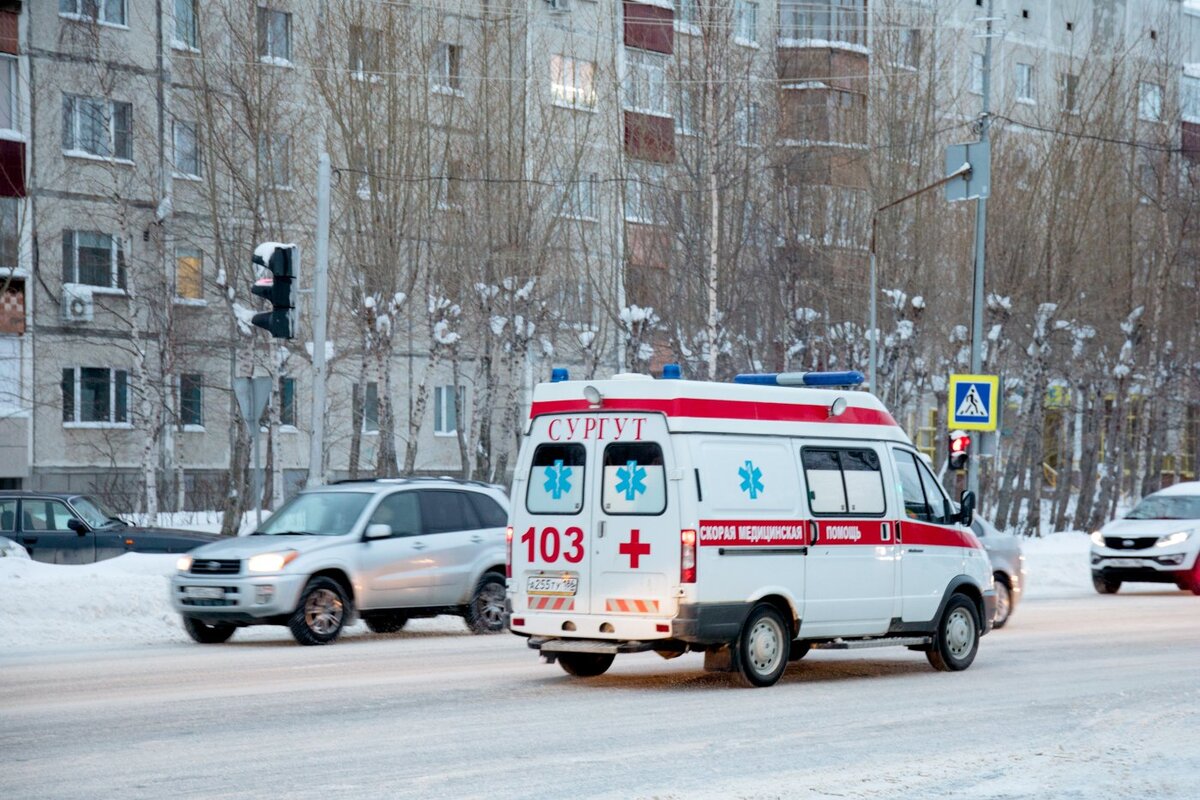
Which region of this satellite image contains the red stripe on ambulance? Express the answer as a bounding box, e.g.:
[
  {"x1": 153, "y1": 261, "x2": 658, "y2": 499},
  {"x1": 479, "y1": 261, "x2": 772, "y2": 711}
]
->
[{"x1": 698, "y1": 520, "x2": 807, "y2": 547}]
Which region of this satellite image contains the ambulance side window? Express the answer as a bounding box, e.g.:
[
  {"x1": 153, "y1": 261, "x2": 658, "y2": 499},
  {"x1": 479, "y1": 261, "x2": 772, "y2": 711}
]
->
[
  {"x1": 802, "y1": 449, "x2": 846, "y2": 514},
  {"x1": 602, "y1": 443, "x2": 667, "y2": 516},
  {"x1": 527, "y1": 443, "x2": 586, "y2": 515},
  {"x1": 841, "y1": 449, "x2": 886, "y2": 515},
  {"x1": 893, "y1": 450, "x2": 932, "y2": 522},
  {"x1": 802, "y1": 448, "x2": 886, "y2": 517}
]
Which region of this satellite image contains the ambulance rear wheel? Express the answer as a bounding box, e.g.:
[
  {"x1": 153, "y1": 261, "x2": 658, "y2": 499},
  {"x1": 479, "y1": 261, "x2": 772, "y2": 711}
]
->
[
  {"x1": 734, "y1": 604, "x2": 790, "y2": 688},
  {"x1": 926, "y1": 594, "x2": 980, "y2": 672},
  {"x1": 558, "y1": 652, "x2": 615, "y2": 678}
]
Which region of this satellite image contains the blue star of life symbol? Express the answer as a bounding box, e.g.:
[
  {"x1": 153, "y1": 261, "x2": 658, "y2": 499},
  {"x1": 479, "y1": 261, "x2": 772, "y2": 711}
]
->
[
  {"x1": 739, "y1": 460, "x2": 764, "y2": 499},
  {"x1": 543, "y1": 459, "x2": 572, "y2": 500},
  {"x1": 615, "y1": 460, "x2": 647, "y2": 501}
]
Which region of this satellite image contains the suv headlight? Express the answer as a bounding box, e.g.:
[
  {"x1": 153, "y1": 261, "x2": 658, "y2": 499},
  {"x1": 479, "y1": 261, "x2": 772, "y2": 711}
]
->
[
  {"x1": 176, "y1": 555, "x2": 193, "y2": 572},
  {"x1": 1089, "y1": 531, "x2": 1105, "y2": 547},
  {"x1": 1155, "y1": 531, "x2": 1192, "y2": 548},
  {"x1": 247, "y1": 550, "x2": 299, "y2": 573}
]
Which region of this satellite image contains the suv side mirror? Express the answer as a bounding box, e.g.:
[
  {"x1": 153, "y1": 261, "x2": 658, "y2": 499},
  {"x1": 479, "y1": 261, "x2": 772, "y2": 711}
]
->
[
  {"x1": 958, "y1": 490, "x2": 976, "y2": 527},
  {"x1": 68, "y1": 518, "x2": 90, "y2": 535},
  {"x1": 364, "y1": 523, "x2": 392, "y2": 540}
]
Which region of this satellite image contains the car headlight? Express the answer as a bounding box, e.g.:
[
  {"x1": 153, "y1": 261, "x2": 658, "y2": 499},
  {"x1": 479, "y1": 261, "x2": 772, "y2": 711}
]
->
[
  {"x1": 176, "y1": 555, "x2": 193, "y2": 572},
  {"x1": 1089, "y1": 530, "x2": 1105, "y2": 547},
  {"x1": 247, "y1": 550, "x2": 299, "y2": 573},
  {"x1": 1155, "y1": 531, "x2": 1192, "y2": 548}
]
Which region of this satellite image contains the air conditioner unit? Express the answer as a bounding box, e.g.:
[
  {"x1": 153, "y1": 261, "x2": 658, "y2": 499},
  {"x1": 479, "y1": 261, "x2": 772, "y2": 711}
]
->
[
  {"x1": 546, "y1": 0, "x2": 570, "y2": 11},
  {"x1": 63, "y1": 284, "x2": 95, "y2": 323}
]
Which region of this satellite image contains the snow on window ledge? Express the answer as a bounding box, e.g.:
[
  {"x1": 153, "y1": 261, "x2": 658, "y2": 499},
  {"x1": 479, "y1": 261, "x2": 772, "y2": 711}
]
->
[
  {"x1": 0, "y1": 128, "x2": 25, "y2": 143},
  {"x1": 63, "y1": 150, "x2": 135, "y2": 166},
  {"x1": 172, "y1": 172, "x2": 202, "y2": 182},
  {"x1": 622, "y1": 105, "x2": 674, "y2": 120},
  {"x1": 433, "y1": 430, "x2": 458, "y2": 438},
  {"x1": 172, "y1": 297, "x2": 207, "y2": 307},
  {"x1": 65, "y1": 282, "x2": 127, "y2": 297},
  {"x1": 181, "y1": 424, "x2": 205, "y2": 433},
  {"x1": 552, "y1": 100, "x2": 598, "y2": 114},
  {"x1": 279, "y1": 425, "x2": 300, "y2": 434},
  {"x1": 60, "y1": 13, "x2": 130, "y2": 31},
  {"x1": 64, "y1": 422, "x2": 134, "y2": 430},
  {"x1": 259, "y1": 56, "x2": 295, "y2": 68},
  {"x1": 170, "y1": 41, "x2": 201, "y2": 54},
  {"x1": 431, "y1": 84, "x2": 465, "y2": 98},
  {"x1": 777, "y1": 38, "x2": 870, "y2": 56},
  {"x1": 734, "y1": 37, "x2": 761, "y2": 50},
  {"x1": 1016, "y1": 97, "x2": 1037, "y2": 106}
]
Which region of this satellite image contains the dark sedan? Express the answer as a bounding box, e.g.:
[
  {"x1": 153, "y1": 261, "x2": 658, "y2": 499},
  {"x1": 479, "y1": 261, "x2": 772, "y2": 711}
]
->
[{"x1": 0, "y1": 492, "x2": 220, "y2": 564}]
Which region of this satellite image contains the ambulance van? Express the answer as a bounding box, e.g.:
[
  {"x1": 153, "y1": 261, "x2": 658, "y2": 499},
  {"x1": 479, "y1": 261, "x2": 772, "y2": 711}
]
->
[{"x1": 505, "y1": 368, "x2": 996, "y2": 687}]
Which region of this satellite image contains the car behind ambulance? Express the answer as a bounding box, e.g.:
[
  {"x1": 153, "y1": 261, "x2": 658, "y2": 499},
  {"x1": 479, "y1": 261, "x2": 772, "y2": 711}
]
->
[{"x1": 505, "y1": 368, "x2": 995, "y2": 687}]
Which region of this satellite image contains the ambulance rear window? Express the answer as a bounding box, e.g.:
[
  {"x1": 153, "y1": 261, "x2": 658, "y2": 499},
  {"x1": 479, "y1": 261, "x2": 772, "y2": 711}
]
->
[
  {"x1": 527, "y1": 443, "x2": 586, "y2": 515},
  {"x1": 802, "y1": 448, "x2": 886, "y2": 517},
  {"x1": 602, "y1": 443, "x2": 667, "y2": 516}
]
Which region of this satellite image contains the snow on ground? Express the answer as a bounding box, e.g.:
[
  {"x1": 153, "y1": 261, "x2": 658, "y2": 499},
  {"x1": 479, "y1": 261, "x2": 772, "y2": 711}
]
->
[
  {"x1": 0, "y1": 536, "x2": 29, "y2": 559},
  {"x1": 0, "y1": 528, "x2": 1102, "y2": 652}
]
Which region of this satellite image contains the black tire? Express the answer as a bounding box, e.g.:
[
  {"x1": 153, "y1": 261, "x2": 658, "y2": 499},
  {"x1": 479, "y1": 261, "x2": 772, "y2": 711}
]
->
[
  {"x1": 992, "y1": 577, "x2": 1013, "y2": 629},
  {"x1": 288, "y1": 576, "x2": 350, "y2": 646},
  {"x1": 1092, "y1": 573, "x2": 1121, "y2": 594},
  {"x1": 927, "y1": 594, "x2": 980, "y2": 672},
  {"x1": 734, "y1": 604, "x2": 791, "y2": 687},
  {"x1": 182, "y1": 616, "x2": 235, "y2": 644},
  {"x1": 558, "y1": 652, "x2": 615, "y2": 677},
  {"x1": 465, "y1": 571, "x2": 506, "y2": 634},
  {"x1": 788, "y1": 641, "x2": 811, "y2": 662},
  {"x1": 363, "y1": 612, "x2": 409, "y2": 634}
]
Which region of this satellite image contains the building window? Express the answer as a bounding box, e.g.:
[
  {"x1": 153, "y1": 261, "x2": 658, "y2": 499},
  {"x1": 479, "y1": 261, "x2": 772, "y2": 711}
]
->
[
  {"x1": 736, "y1": 100, "x2": 760, "y2": 145},
  {"x1": 360, "y1": 382, "x2": 379, "y2": 433},
  {"x1": 624, "y1": 49, "x2": 669, "y2": 116},
  {"x1": 551, "y1": 55, "x2": 596, "y2": 109},
  {"x1": 62, "y1": 95, "x2": 133, "y2": 160},
  {"x1": 434, "y1": 385, "x2": 464, "y2": 435},
  {"x1": 676, "y1": 85, "x2": 698, "y2": 135},
  {"x1": 437, "y1": 158, "x2": 464, "y2": 209},
  {"x1": 0, "y1": 197, "x2": 16, "y2": 268},
  {"x1": 1014, "y1": 62, "x2": 1035, "y2": 103},
  {"x1": 173, "y1": 120, "x2": 200, "y2": 178},
  {"x1": 256, "y1": 7, "x2": 292, "y2": 64},
  {"x1": 625, "y1": 169, "x2": 662, "y2": 224},
  {"x1": 173, "y1": 0, "x2": 198, "y2": 49},
  {"x1": 779, "y1": 0, "x2": 866, "y2": 47},
  {"x1": 349, "y1": 25, "x2": 382, "y2": 75},
  {"x1": 179, "y1": 373, "x2": 203, "y2": 428},
  {"x1": 430, "y1": 42, "x2": 462, "y2": 93},
  {"x1": 897, "y1": 28, "x2": 920, "y2": 68},
  {"x1": 175, "y1": 247, "x2": 202, "y2": 300},
  {"x1": 556, "y1": 171, "x2": 598, "y2": 220},
  {"x1": 1060, "y1": 73, "x2": 1079, "y2": 114},
  {"x1": 279, "y1": 377, "x2": 296, "y2": 427},
  {"x1": 735, "y1": 1, "x2": 758, "y2": 44},
  {"x1": 260, "y1": 133, "x2": 290, "y2": 188},
  {"x1": 60, "y1": 0, "x2": 126, "y2": 26},
  {"x1": 0, "y1": 56, "x2": 17, "y2": 131},
  {"x1": 1183, "y1": 75, "x2": 1200, "y2": 122},
  {"x1": 62, "y1": 230, "x2": 126, "y2": 289},
  {"x1": 1139, "y1": 81, "x2": 1163, "y2": 122},
  {"x1": 675, "y1": 0, "x2": 698, "y2": 27},
  {"x1": 62, "y1": 367, "x2": 129, "y2": 425}
]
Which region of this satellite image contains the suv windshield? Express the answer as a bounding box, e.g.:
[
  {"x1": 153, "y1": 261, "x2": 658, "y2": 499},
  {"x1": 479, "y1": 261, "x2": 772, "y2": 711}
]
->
[
  {"x1": 1125, "y1": 495, "x2": 1200, "y2": 521},
  {"x1": 256, "y1": 492, "x2": 372, "y2": 536},
  {"x1": 72, "y1": 496, "x2": 123, "y2": 528}
]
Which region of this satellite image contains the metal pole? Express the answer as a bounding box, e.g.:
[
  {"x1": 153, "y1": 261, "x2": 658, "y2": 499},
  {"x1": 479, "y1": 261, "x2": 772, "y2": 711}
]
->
[
  {"x1": 307, "y1": 153, "x2": 331, "y2": 488},
  {"x1": 868, "y1": 216, "x2": 878, "y2": 392},
  {"x1": 968, "y1": 0, "x2": 994, "y2": 501},
  {"x1": 254, "y1": 431, "x2": 262, "y2": 528}
]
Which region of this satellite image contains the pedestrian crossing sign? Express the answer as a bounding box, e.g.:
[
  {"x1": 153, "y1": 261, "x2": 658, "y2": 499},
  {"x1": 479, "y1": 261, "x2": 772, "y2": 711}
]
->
[{"x1": 948, "y1": 374, "x2": 999, "y2": 431}]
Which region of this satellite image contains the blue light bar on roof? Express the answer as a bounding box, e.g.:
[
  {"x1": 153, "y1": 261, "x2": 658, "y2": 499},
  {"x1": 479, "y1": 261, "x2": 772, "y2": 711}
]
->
[
  {"x1": 550, "y1": 368, "x2": 569, "y2": 383},
  {"x1": 733, "y1": 371, "x2": 865, "y2": 387}
]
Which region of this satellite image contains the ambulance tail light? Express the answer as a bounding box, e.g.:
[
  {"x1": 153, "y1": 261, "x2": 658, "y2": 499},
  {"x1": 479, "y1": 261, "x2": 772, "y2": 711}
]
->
[
  {"x1": 505, "y1": 526, "x2": 514, "y2": 578},
  {"x1": 681, "y1": 529, "x2": 697, "y2": 583}
]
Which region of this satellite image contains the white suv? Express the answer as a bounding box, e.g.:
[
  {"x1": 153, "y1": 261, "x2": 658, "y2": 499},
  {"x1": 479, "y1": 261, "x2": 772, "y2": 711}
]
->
[
  {"x1": 1091, "y1": 482, "x2": 1200, "y2": 595},
  {"x1": 171, "y1": 479, "x2": 510, "y2": 645}
]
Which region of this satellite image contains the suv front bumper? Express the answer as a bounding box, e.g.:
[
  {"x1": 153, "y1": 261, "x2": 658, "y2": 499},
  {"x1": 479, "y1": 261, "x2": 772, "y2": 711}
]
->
[{"x1": 169, "y1": 571, "x2": 309, "y2": 622}]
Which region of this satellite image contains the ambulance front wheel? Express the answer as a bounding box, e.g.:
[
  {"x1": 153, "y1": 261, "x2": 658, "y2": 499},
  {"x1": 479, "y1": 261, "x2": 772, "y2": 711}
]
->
[
  {"x1": 926, "y1": 594, "x2": 980, "y2": 672},
  {"x1": 558, "y1": 652, "x2": 615, "y2": 678},
  {"x1": 734, "y1": 604, "x2": 790, "y2": 688}
]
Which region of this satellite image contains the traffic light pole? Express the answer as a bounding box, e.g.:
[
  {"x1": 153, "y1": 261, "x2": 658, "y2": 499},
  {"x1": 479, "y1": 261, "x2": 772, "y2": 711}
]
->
[
  {"x1": 968, "y1": 0, "x2": 994, "y2": 502},
  {"x1": 307, "y1": 153, "x2": 331, "y2": 488}
]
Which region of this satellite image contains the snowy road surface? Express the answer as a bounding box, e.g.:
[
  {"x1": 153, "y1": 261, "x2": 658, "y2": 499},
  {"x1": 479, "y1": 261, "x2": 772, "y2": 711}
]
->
[{"x1": 3, "y1": 589, "x2": 1199, "y2": 799}]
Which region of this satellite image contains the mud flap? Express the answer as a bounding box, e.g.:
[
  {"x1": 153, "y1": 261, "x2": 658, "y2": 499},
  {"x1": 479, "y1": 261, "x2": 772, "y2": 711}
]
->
[{"x1": 703, "y1": 646, "x2": 734, "y2": 672}]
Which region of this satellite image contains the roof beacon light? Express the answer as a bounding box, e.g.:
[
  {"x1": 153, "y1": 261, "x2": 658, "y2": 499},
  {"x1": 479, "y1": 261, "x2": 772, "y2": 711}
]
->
[
  {"x1": 550, "y1": 367, "x2": 570, "y2": 383},
  {"x1": 662, "y1": 363, "x2": 682, "y2": 380},
  {"x1": 733, "y1": 371, "x2": 866, "y2": 388}
]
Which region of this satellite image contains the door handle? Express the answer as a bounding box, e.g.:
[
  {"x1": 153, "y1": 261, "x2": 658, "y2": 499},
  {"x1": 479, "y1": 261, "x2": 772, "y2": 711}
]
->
[
  {"x1": 21, "y1": 536, "x2": 37, "y2": 544},
  {"x1": 470, "y1": 535, "x2": 483, "y2": 544},
  {"x1": 411, "y1": 542, "x2": 427, "y2": 551},
  {"x1": 598, "y1": 520, "x2": 606, "y2": 539},
  {"x1": 906, "y1": 548, "x2": 925, "y2": 553}
]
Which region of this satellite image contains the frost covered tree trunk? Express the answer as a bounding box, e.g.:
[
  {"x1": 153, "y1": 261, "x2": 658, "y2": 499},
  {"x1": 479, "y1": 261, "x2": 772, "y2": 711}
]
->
[
  {"x1": 404, "y1": 347, "x2": 443, "y2": 474},
  {"x1": 374, "y1": 340, "x2": 399, "y2": 477}
]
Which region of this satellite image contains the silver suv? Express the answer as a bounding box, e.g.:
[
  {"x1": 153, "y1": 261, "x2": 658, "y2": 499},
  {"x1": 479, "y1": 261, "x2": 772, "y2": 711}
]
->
[{"x1": 170, "y1": 479, "x2": 510, "y2": 645}]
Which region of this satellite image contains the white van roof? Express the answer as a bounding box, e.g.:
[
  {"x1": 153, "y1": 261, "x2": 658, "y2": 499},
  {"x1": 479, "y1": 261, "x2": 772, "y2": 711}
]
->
[{"x1": 527, "y1": 376, "x2": 913, "y2": 444}]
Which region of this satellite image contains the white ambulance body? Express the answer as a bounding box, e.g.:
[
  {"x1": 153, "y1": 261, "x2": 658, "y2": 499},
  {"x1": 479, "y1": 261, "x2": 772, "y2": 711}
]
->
[{"x1": 505, "y1": 369, "x2": 995, "y2": 687}]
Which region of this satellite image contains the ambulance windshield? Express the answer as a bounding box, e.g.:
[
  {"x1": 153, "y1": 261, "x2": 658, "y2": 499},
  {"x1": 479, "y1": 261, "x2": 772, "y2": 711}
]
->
[{"x1": 527, "y1": 443, "x2": 586, "y2": 515}]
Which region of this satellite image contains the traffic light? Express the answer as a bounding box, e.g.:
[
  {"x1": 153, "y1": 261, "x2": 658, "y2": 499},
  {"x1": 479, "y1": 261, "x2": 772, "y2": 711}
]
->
[
  {"x1": 948, "y1": 431, "x2": 971, "y2": 471},
  {"x1": 251, "y1": 243, "x2": 295, "y2": 339}
]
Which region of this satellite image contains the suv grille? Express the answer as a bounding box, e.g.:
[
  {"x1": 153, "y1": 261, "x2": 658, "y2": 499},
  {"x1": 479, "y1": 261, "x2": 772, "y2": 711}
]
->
[
  {"x1": 190, "y1": 558, "x2": 241, "y2": 575},
  {"x1": 1104, "y1": 536, "x2": 1157, "y2": 550}
]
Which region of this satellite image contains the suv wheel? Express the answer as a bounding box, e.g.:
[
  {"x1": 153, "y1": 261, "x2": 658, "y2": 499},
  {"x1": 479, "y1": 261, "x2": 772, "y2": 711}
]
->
[
  {"x1": 927, "y1": 594, "x2": 980, "y2": 672},
  {"x1": 288, "y1": 576, "x2": 350, "y2": 645},
  {"x1": 182, "y1": 616, "x2": 235, "y2": 644},
  {"x1": 1092, "y1": 572, "x2": 1121, "y2": 594},
  {"x1": 465, "y1": 571, "x2": 506, "y2": 634},
  {"x1": 364, "y1": 612, "x2": 409, "y2": 634}
]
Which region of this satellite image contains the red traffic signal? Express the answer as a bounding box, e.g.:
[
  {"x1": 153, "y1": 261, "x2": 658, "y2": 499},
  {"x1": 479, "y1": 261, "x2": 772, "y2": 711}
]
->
[
  {"x1": 948, "y1": 431, "x2": 971, "y2": 470},
  {"x1": 250, "y1": 243, "x2": 295, "y2": 339}
]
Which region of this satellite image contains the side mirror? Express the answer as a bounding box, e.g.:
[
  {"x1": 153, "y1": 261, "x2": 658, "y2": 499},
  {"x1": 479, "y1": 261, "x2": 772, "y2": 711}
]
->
[
  {"x1": 364, "y1": 523, "x2": 392, "y2": 540},
  {"x1": 68, "y1": 518, "x2": 90, "y2": 535},
  {"x1": 958, "y1": 490, "x2": 977, "y2": 527}
]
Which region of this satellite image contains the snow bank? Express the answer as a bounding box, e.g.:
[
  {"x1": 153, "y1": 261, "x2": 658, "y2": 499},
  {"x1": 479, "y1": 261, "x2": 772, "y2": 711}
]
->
[
  {"x1": 1020, "y1": 530, "x2": 1093, "y2": 600},
  {"x1": 0, "y1": 536, "x2": 29, "y2": 559}
]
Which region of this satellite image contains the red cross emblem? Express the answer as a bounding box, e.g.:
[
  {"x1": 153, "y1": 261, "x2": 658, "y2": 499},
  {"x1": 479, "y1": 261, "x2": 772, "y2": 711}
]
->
[{"x1": 619, "y1": 529, "x2": 651, "y2": 569}]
